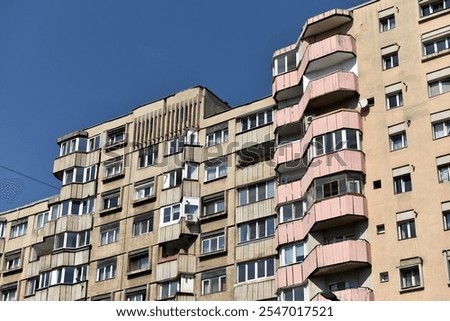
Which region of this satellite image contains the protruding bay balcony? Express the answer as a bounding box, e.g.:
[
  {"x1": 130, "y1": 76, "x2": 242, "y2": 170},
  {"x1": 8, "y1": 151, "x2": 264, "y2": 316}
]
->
[
  {"x1": 156, "y1": 253, "x2": 196, "y2": 282},
  {"x1": 311, "y1": 287, "x2": 374, "y2": 301}
]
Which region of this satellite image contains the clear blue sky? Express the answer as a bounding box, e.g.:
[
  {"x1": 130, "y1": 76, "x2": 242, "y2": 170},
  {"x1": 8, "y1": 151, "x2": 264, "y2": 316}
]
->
[{"x1": 0, "y1": 0, "x2": 362, "y2": 212}]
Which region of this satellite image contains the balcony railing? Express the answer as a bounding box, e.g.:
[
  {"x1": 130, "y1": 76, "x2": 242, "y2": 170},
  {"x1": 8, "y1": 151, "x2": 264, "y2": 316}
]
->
[
  {"x1": 234, "y1": 278, "x2": 275, "y2": 301},
  {"x1": 156, "y1": 253, "x2": 197, "y2": 282},
  {"x1": 311, "y1": 287, "x2": 374, "y2": 301}
]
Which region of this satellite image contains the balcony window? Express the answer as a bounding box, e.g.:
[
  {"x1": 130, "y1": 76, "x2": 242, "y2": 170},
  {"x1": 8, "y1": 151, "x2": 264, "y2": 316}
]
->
[
  {"x1": 138, "y1": 145, "x2": 158, "y2": 168},
  {"x1": 59, "y1": 137, "x2": 87, "y2": 156},
  {"x1": 0, "y1": 221, "x2": 5, "y2": 238},
  {"x1": 205, "y1": 157, "x2": 227, "y2": 182},
  {"x1": 313, "y1": 173, "x2": 363, "y2": 202},
  {"x1": 55, "y1": 230, "x2": 91, "y2": 249},
  {"x1": 126, "y1": 288, "x2": 146, "y2": 301},
  {"x1": 166, "y1": 136, "x2": 185, "y2": 155},
  {"x1": 160, "y1": 204, "x2": 181, "y2": 225},
  {"x1": 239, "y1": 216, "x2": 275, "y2": 243},
  {"x1": 96, "y1": 258, "x2": 117, "y2": 281},
  {"x1": 183, "y1": 163, "x2": 199, "y2": 180},
  {"x1": 132, "y1": 212, "x2": 154, "y2": 236},
  {"x1": 237, "y1": 257, "x2": 275, "y2": 283},
  {"x1": 201, "y1": 230, "x2": 225, "y2": 254},
  {"x1": 202, "y1": 268, "x2": 226, "y2": 295},
  {"x1": 311, "y1": 129, "x2": 361, "y2": 158},
  {"x1": 160, "y1": 280, "x2": 178, "y2": 299},
  {"x1": 26, "y1": 278, "x2": 38, "y2": 296},
  {"x1": 278, "y1": 285, "x2": 305, "y2": 301},
  {"x1": 273, "y1": 51, "x2": 296, "y2": 76},
  {"x1": 280, "y1": 242, "x2": 305, "y2": 266},
  {"x1": 100, "y1": 223, "x2": 120, "y2": 246},
  {"x1": 238, "y1": 180, "x2": 275, "y2": 205},
  {"x1": 240, "y1": 110, "x2": 273, "y2": 132},
  {"x1": 279, "y1": 200, "x2": 307, "y2": 223},
  {"x1": 88, "y1": 135, "x2": 101, "y2": 151}
]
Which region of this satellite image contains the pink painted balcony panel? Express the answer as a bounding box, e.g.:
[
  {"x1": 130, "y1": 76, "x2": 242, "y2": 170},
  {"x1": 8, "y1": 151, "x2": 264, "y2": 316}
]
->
[
  {"x1": 311, "y1": 288, "x2": 374, "y2": 301},
  {"x1": 275, "y1": 194, "x2": 367, "y2": 248},
  {"x1": 302, "y1": 9, "x2": 353, "y2": 39},
  {"x1": 275, "y1": 110, "x2": 362, "y2": 165},
  {"x1": 276, "y1": 149, "x2": 365, "y2": 204},
  {"x1": 275, "y1": 240, "x2": 371, "y2": 289},
  {"x1": 275, "y1": 71, "x2": 358, "y2": 128},
  {"x1": 272, "y1": 34, "x2": 356, "y2": 96}
]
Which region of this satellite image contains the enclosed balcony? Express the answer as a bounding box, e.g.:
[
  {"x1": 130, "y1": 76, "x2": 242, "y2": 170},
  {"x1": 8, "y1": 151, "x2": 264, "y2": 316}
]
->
[
  {"x1": 31, "y1": 282, "x2": 88, "y2": 301},
  {"x1": 275, "y1": 240, "x2": 371, "y2": 289},
  {"x1": 273, "y1": 34, "x2": 357, "y2": 101},
  {"x1": 157, "y1": 217, "x2": 200, "y2": 243},
  {"x1": 234, "y1": 278, "x2": 275, "y2": 301},
  {"x1": 275, "y1": 194, "x2": 367, "y2": 247},
  {"x1": 311, "y1": 287, "x2": 374, "y2": 301},
  {"x1": 156, "y1": 253, "x2": 196, "y2": 282},
  {"x1": 236, "y1": 160, "x2": 274, "y2": 186},
  {"x1": 53, "y1": 152, "x2": 87, "y2": 180}
]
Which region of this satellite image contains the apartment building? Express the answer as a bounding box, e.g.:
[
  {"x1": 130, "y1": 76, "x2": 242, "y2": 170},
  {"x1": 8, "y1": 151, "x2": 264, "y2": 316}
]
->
[{"x1": 1, "y1": 0, "x2": 450, "y2": 301}]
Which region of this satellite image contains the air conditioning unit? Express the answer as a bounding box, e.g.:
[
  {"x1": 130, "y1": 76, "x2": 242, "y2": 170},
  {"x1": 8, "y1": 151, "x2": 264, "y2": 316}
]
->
[
  {"x1": 306, "y1": 115, "x2": 314, "y2": 124},
  {"x1": 185, "y1": 214, "x2": 198, "y2": 223},
  {"x1": 358, "y1": 97, "x2": 375, "y2": 109}
]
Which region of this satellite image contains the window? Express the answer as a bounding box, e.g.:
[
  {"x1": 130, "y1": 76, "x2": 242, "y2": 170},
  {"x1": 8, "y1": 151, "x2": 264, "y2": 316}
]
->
[
  {"x1": 394, "y1": 174, "x2": 412, "y2": 194},
  {"x1": 55, "y1": 230, "x2": 91, "y2": 249},
  {"x1": 273, "y1": 51, "x2": 296, "y2": 76},
  {"x1": 382, "y1": 52, "x2": 399, "y2": 70},
  {"x1": 104, "y1": 157, "x2": 123, "y2": 179},
  {"x1": 101, "y1": 189, "x2": 121, "y2": 210},
  {"x1": 88, "y1": 135, "x2": 101, "y2": 151},
  {"x1": 133, "y1": 212, "x2": 154, "y2": 236},
  {"x1": 26, "y1": 278, "x2": 38, "y2": 296},
  {"x1": 379, "y1": 15, "x2": 395, "y2": 32},
  {"x1": 167, "y1": 136, "x2": 185, "y2": 155},
  {"x1": 313, "y1": 173, "x2": 363, "y2": 201},
  {"x1": 237, "y1": 257, "x2": 275, "y2": 283},
  {"x1": 39, "y1": 271, "x2": 51, "y2": 288},
  {"x1": 240, "y1": 109, "x2": 273, "y2": 131},
  {"x1": 377, "y1": 224, "x2": 386, "y2": 234},
  {"x1": 100, "y1": 223, "x2": 120, "y2": 245},
  {"x1": 397, "y1": 220, "x2": 416, "y2": 240},
  {"x1": 205, "y1": 157, "x2": 227, "y2": 182},
  {"x1": 201, "y1": 230, "x2": 225, "y2": 254},
  {"x1": 133, "y1": 179, "x2": 155, "y2": 202},
  {"x1": 126, "y1": 289, "x2": 146, "y2": 301},
  {"x1": 373, "y1": 180, "x2": 382, "y2": 189},
  {"x1": 80, "y1": 196, "x2": 95, "y2": 214},
  {"x1": 96, "y1": 258, "x2": 117, "y2": 281},
  {"x1": 184, "y1": 163, "x2": 199, "y2": 180},
  {"x1": 390, "y1": 131, "x2": 407, "y2": 150},
  {"x1": 138, "y1": 145, "x2": 158, "y2": 168},
  {"x1": 380, "y1": 272, "x2": 389, "y2": 283},
  {"x1": 399, "y1": 264, "x2": 422, "y2": 290},
  {"x1": 0, "y1": 284, "x2": 17, "y2": 301},
  {"x1": 106, "y1": 126, "x2": 126, "y2": 147},
  {"x1": 310, "y1": 129, "x2": 361, "y2": 158},
  {"x1": 59, "y1": 137, "x2": 87, "y2": 156},
  {"x1": 63, "y1": 167, "x2": 84, "y2": 185},
  {"x1": 443, "y1": 201, "x2": 450, "y2": 231},
  {"x1": 206, "y1": 128, "x2": 228, "y2": 147},
  {"x1": 421, "y1": 0, "x2": 450, "y2": 17},
  {"x1": 423, "y1": 35, "x2": 450, "y2": 55},
  {"x1": 0, "y1": 221, "x2": 5, "y2": 238},
  {"x1": 438, "y1": 163, "x2": 450, "y2": 182},
  {"x1": 75, "y1": 265, "x2": 89, "y2": 282},
  {"x1": 160, "y1": 280, "x2": 178, "y2": 299},
  {"x1": 280, "y1": 242, "x2": 305, "y2": 266},
  {"x1": 202, "y1": 193, "x2": 225, "y2": 217},
  {"x1": 163, "y1": 169, "x2": 182, "y2": 189},
  {"x1": 279, "y1": 200, "x2": 306, "y2": 223},
  {"x1": 239, "y1": 216, "x2": 276, "y2": 243},
  {"x1": 128, "y1": 249, "x2": 150, "y2": 273},
  {"x1": 4, "y1": 251, "x2": 22, "y2": 271},
  {"x1": 161, "y1": 204, "x2": 181, "y2": 225},
  {"x1": 238, "y1": 180, "x2": 275, "y2": 205},
  {"x1": 433, "y1": 119, "x2": 450, "y2": 139},
  {"x1": 386, "y1": 90, "x2": 403, "y2": 109},
  {"x1": 278, "y1": 285, "x2": 305, "y2": 301},
  {"x1": 201, "y1": 268, "x2": 226, "y2": 295},
  {"x1": 60, "y1": 200, "x2": 82, "y2": 216},
  {"x1": 183, "y1": 197, "x2": 199, "y2": 220},
  {"x1": 10, "y1": 219, "x2": 27, "y2": 238},
  {"x1": 429, "y1": 77, "x2": 450, "y2": 96}
]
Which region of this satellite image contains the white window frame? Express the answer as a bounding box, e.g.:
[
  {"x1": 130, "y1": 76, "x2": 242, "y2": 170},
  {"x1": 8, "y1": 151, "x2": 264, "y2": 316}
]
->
[
  {"x1": 183, "y1": 163, "x2": 199, "y2": 180},
  {"x1": 5, "y1": 253, "x2": 21, "y2": 270},
  {"x1": 100, "y1": 225, "x2": 120, "y2": 246},
  {"x1": 59, "y1": 137, "x2": 87, "y2": 156},
  {"x1": 202, "y1": 275, "x2": 226, "y2": 295},
  {"x1": 279, "y1": 200, "x2": 307, "y2": 223},
  {"x1": 127, "y1": 292, "x2": 146, "y2": 301},
  {"x1": 238, "y1": 180, "x2": 275, "y2": 206},
  {"x1": 201, "y1": 231, "x2": 225, "y2": 254},
  {"x1": 55, "y1": 230, "x2": 91, "y2": 249},
  {"x1": 239, "y1": 216, "x2": 276, "y2": 243},
  {"x1": 166, "y1": 136, "x2": 185, "y2": 155},
  {"x1": 132, "y1": 213, "x2": 154, "y2": 236},
  {"x1": 423, "y1": 35, "x2": 450, "y2": 56},
  {"x1": 0, "y1": 221, "x2": 5, "y2": 238},
  {"x1": 394, "y1": 174, "x2": 412, "y2": 194},
  {"x1": 106, "y1": 126, "x2": 126, "y2": 146},
  {"x1": 10, "y1": 220, "x2": 27, "y2": 238},
  {"x1": 101, "y1": 190, "x2": 121, "y2": 210},
  {"x1": 433, "y1": 119, "x2": 450, "y2": 139},
  {"x1": 104, "y1": 157, "x2": 123, "y2": 179},
  {"x1": 160, "y1": 204, "x2": 181, "y2": 225},
  {"x1": 379, "y1": 14, "x2": 395, "y2": 32},
  {"x1": 280, "y1": 242, "x2": 305, "y2": 266},
  {"x1": 96, "y1": 260, "x2": 117, "y2": 281},
  {"x1": 206, "y1": 128, "x2": 228, "y2": 147},
  {"x1": 278, "y1": 285, "x2": 306, "y2": 301},
  {"x1": 133, "y1": 179, "x2": 155, "y2": 202},
  {"x1": 390, "y1": 131, "x2": 407, "y2": 151},
  {"x1": 163, "y1": 169, "x2": 182, "y2": 189},
  {"x1": 444, "y1": 210, "x2": 450, "y2": 231},
  {"x1": 202, "y1": 194, "x2": 225, "y2": 216},
  {"x1": 1, "y1": 285, "x2": 17, "y2": 301},
  {"x1": 311, "y1": 129, "x2": 361, "y2": 158},
  {"x1": 160, "y1": 280, "x2": 178, "y2": 299},
  {"x1": 399, "y1": 264, "x2": 422, "y2": 290},
  {"x1": 205, "y1": 158, "x2": 227, "y2": 182},
  {"x1": 386, "y1": 90, "x2": 403, "y2": 109},
  {"x1": 421, "y1": 0, "x2": 450, "y2": 17},
  {"x1": 87, "y1": 135, "x2": 101, "y2": 152},
  {"x1": 240, "y1": 110, "x2": 273, "y2": 132},
  {"x1": 397, "y1": 220, "x2": 416, "y2": 240},
  {"x1": 138, "y1": 145, "x2": 158, "y2": 168},
  {"x1": 26, "y1": 278, "x2": 38, "y2": 296},
  {"x1": 429, "y1": 77, "x2": 450, "y2": 97},
  {"x1": 438, "y1": 163, "x2": 450, "y2": 183},
  {"x1": 382, "y1": 52, "x2": 399, "y2": 70},
  {"x1": 237, "y1": 257, "x2": 275, "y2": 283}
]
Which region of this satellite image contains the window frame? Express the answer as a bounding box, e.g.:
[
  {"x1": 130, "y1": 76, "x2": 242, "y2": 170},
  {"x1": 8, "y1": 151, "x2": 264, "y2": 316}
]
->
[
  {"x1": 379, "y1": 14, "x2": 395, "y2": 33},
  {"x1": 101, "y1": 189, "x2": 121, "y2": 211},
  {"x1": 237, "y1": 256, "x2": 275, "y2": 283},
  {"x1": 240, "y1": 109, "x2": 273, "y2": 132},
  {"x1": 238, "y1": 216, "x2": 276, "y2": 243},
  {"x1": 99, "y1": 224, "x2": 120, "y2": 246},
  {"x1": 399, "y1": 264, "x2": 423, "y2": 291},
  {"x1": 132, "y1": 212, "x2": 154, "y2": 237},
  {"x1": 397, "y1": 219, "x2": 417, "y2": 240},
  {"x1": 393, "y1": 173, "x2": 412, "y2": 194},
  {"x1": 10, "y1": 219, "x2": 28, "y2": 238},
  {"x1": 280, "y1": 242, "x2": 305, "y2": 266},
  {"x1": 103, "y1": 157, "x2": 124, "y2": 179},
  {"x1": 238, "y1": 180, "x2": 275, "y2": 206},
  {"x1": 386, "y1": 90, "x2": 403, "y2": 109},
  {"x1": 166, "y1": 136, "x2": 185, "y2": 155},
  {"x1": 206, "y1": 128, "x2": 229, "y2": 147},
  {"x1": 382, "y1": 52, "x2": 399, "y2": 70},
  {"x1": 128, "y1": 249, "x2": 150, "y2": 274},
  {"x1": 279, "y1": 200, "x2": 307, "y2": 223},
  {"x1": 278, "y1": 285, "x2": 305, "y2": 301},
  {"x1": 204, "y1": 158, "x2": 227, "y2": 182},
  {"x1": 162, "y1": 169, "x2": 182, "y2": 189},
  {"x1": 160, "y1": 280, "x2": 178, "y2": 299},
  {"x1": 138, "y1": 145, "x2": 158, "y2": 168},
  {"x1": 133, "y1": 179, "x2": 155, "y2": 202},
  {"x1": 201, "y1": 230, "x2": 226, "y2": 255},
  {"x1": 390, "y1": 131, "x2": 408, "y2": 151},
  {"x1": 160, "y1": 203, "x2": 181, "y2": 225},
  {"x1": 96, "y1": 259, "x2": 117, "y2": 282}
]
